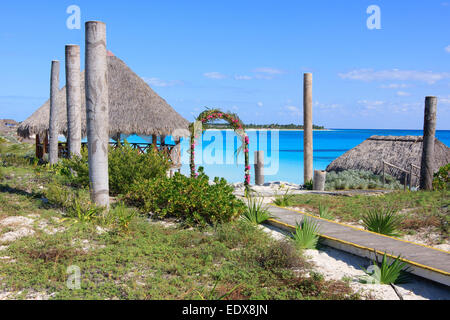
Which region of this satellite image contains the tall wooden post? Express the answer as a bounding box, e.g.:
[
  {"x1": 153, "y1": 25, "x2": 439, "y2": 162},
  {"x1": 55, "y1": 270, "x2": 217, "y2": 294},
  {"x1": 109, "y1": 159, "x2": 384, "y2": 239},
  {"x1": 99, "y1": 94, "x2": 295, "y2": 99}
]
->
[
  {"x1": 48, "y1": 60, "x2": 60, "y2": 165},
  {"x1": 152, "y1": 134, "x2": 158, "y2": 151},
  {"x1": 303, "y1": 73, "x2": 313, "y2": 183},
  {"x1": 85, "y1": 21, "x2": 109, "y2": 208},
  {"x1": 419, "y1": 96, "x2": 437, "y2": 190},
  {"x1": 254, "y1": 151, "x2": 264, "y2": 186},
  {"x1": 65, "y1": 44, "x2": 82, "y2": 158}
]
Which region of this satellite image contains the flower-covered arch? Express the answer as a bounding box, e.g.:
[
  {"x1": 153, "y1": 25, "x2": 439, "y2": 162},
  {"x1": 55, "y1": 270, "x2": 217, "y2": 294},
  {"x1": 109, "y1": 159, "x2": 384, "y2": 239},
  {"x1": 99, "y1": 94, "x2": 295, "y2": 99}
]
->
[{"x1": 190, "y1": 109, "x2": 250, "y2": 190}]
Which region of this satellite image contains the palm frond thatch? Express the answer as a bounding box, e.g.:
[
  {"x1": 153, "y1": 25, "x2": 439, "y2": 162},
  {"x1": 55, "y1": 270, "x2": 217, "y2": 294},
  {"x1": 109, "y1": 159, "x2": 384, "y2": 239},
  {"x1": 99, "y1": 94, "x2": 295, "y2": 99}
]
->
[
  {"x1": 326, "y1": 135, "x2": 450, "y2": 182},
  {"x1": 17, "y1": 55, "x2": 190, "y2": 139}
]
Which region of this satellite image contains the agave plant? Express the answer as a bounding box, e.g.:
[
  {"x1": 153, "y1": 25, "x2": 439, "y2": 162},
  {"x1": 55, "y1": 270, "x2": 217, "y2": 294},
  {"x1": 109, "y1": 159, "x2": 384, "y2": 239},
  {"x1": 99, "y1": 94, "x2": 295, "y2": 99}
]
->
[
  {"x1": 242, "y1": 194, "x2": 273, "y2": 224},
  {"x1": 291, "y1": 217, "x2": 321, "y2": 249},
  {"x1": 272, "y1": 187, "x2": 295, "y2": 207},
  {"x1": 362, "y1": 207, "x2": 402, "y2": 237},
  {"x1": 360, "y1": 252, "x2": 411, "y2": 285},
  {"x1": 318, "y1": 203, "x2": 333, "y2": 220}
]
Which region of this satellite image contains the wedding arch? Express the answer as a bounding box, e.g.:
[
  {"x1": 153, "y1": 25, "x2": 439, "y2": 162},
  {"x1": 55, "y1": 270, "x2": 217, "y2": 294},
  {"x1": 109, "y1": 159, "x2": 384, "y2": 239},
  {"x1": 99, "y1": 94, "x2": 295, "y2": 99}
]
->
[{"x1": 189, "y1": 109, "x2": 250, "y2": 190}]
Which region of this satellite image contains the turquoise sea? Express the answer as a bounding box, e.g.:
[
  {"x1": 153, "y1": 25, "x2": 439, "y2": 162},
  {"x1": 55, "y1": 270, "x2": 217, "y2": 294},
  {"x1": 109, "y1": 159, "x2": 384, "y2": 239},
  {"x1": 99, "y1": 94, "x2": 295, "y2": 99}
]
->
[{"x1": 122, "y1": 129, "x2": 450, "y2": 185}]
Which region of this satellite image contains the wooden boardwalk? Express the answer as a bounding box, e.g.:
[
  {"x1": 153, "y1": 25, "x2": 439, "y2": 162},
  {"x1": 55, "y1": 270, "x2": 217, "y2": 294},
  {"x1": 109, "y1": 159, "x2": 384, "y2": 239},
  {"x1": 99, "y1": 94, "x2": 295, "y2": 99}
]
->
[{"x1": 265, "y1": 204, "x2": 450, "y2": 286}]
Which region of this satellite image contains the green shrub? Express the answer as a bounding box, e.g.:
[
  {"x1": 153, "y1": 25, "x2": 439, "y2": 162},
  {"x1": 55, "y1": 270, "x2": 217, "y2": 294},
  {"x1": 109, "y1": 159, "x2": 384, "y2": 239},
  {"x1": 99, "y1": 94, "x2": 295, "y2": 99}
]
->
[
  {"x1": 44, "y1": 181, "x2": 103, "y2": 222},
  {"x1": 361, "y1": 207, "x2": 402, "y2": 237},
  {"x1": 125, "y1": 167, "x2": 246, "y2": 226},
  {"x1": 318, "y1": 203, "x2": 333, "y2": 220},
  {"x1": 108, "y1": 142, "x2": 170, "y2": 195},
  {"x1": 433, "y1": 163, "x2": 450, "y2": 191},
  {"x1": 360, "y1": 252, "x2": 411, "y2": 285},
  {"x1": 272, "y1": 187, "x2": 295, "y2": 207},
  {"x1": 303, "y1": 179, "x2": 313, "y2": 190},
  {"x1": 291, "y1": 217, "x2": 321, "y2": 249},
  {"x1": 242, "y1": 194, "x2": 273, "y2": 224},
  {"x1": 325, "y1": 170, "x2": 402, "y2": 190},
  {"x1": 257, "y1": 240, "x2": 305, "y2": 270},
  {"x1": 55, "y1": 141, "x2": 170, "y2": 195},
  {"x1": 55, "y1": 149, "x2": 90, "y2": 187}
]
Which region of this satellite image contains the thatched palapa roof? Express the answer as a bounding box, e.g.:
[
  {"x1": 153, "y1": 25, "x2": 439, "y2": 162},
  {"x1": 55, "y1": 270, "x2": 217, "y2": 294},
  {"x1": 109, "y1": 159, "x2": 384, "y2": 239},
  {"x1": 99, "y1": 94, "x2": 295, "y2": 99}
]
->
[
  {"x1": 326, "y1": 135, "x2": 450, "y2": 182},
  {"x1": 17, "y1": 54, "x2": 190, "y2": 139}
]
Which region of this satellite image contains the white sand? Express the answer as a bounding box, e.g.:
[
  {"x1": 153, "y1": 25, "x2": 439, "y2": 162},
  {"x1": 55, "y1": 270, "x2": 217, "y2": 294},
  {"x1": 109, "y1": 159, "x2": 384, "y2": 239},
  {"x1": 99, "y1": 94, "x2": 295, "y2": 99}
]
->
[{"x1": 260, "y1": 225, "x2": 450, "y2": 300}]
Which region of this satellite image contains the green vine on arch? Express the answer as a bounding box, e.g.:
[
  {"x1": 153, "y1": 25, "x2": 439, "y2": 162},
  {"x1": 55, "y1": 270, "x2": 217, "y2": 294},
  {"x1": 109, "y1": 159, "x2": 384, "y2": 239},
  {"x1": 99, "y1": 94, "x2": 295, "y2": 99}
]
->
[{"x1": 189, "y1": 108, "x2": 250, "y2": 191}]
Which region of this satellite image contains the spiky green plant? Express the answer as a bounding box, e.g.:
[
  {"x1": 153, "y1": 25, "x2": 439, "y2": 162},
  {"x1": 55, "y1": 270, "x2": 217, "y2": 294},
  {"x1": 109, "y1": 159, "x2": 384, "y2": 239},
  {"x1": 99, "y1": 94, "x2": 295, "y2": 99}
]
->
[
  {"x1": 318, "y1": 203, "x2": 333, "y2": 220},
  {"x1": 360, "y1": 252, "x2": 411, "y2": 284},
  {"x1": 273, "y1": 187, "x2": 295, "y2": 207},
  {"x1": 242, "y1": 195, "x2": 273, "y2": 224},
  {"x1": 362, "y1": 207, "x2": 402, "y2": 237},
  {"x1": 291, "y1": 217, "x2": 321, "y2": 249}
]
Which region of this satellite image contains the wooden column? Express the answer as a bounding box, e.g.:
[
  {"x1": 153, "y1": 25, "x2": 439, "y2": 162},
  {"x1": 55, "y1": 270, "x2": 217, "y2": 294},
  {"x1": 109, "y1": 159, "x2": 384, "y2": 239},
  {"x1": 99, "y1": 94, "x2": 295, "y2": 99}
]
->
[
  {"x1": 313, "y1": 170, "x2": 326, "y2": 191},
  {"x1": 65, "y1": 44, "x2": 82, "y2": 158},
  {"x1": 254, "y1": 150, "x2": 264, "y2": 186},
  {"x1": 85, "y1": 21, "x2": 109, "y2": 208},
  {"x1": 35, "y1": 134, "x2": 43, "y2": 159},
  {"x1": 44, "y1": 132, "x2": 49, "y2": 154},
  {"x1": 48, "y1": 60, "x2": 60, "y2": 165},
  {"x1": 419, "y1": 96, "x2": 437, "y2": 190},
  {"x1": 152, "y1": 134, "x2": 158, "y2": 151},
  {"x1": 303, "y1": 73, "x2": 313, "y2": 184}
]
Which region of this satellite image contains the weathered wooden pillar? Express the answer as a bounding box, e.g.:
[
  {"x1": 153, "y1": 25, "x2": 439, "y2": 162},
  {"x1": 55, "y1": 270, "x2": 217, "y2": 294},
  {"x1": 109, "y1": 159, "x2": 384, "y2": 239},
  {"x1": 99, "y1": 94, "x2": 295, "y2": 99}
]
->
[
  {"x1": 254, "y1": 150, "x2": 264, "y2": 186},
  {"x1": 35, "y1": 134, "x2": 43, "y2": 159},
  {"x1": 303, "y1": 73, "x2": 313, "y2": 183},
  {"x1": 44, "y1": 132, "x2": 49, "y2": 154},
  {"x1": 48, "y1": 60, "x2": 60, "y2": 165},
  {"x1": 313, "y1": 170, "x2": 326, "y2": 191},
  {"x1": 65, "y1": 44, "x2": 82, "y2": 158},
  {"x1": 152, "y1": 134, "x2": 158, "y2": 151},
  {"x1": 419, "y1": 96, "x2": 437, "y2": 190},
  {"x1": 85, "y1": 21, "x2": 109, "y2": 208}
]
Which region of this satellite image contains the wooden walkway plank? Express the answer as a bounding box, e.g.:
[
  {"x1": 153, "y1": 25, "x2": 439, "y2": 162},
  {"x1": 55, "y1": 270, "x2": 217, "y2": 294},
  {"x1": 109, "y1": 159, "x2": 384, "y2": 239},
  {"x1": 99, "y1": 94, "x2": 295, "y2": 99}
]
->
[{"x1": 266, "y1": 204, "x2": 450, "y2": 286}]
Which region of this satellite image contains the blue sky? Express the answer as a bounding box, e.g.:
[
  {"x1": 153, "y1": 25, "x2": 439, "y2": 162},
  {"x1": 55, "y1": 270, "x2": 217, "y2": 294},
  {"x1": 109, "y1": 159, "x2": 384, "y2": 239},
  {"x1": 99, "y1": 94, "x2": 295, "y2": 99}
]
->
[{"x1": 0, "y1": 0, "x2": 449, "y2": 129}]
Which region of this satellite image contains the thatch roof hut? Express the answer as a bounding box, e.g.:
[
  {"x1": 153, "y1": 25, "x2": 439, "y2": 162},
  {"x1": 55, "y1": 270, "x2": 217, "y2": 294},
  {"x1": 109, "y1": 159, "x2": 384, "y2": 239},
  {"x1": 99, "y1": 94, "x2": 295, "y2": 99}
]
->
[
  {"x1": 17, "y1": 54, "x2": 190, "y2": 139},
  {"x1": 326, "y1": 135, "x2": 450, "y2": 182}
]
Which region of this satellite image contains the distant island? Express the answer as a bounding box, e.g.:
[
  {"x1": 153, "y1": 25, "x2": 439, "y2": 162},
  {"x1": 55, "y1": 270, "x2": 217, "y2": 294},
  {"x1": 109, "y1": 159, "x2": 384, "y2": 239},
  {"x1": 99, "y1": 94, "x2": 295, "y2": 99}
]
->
[{"x1": 203, "y1": 123, "x2": 326, "y2": 130}]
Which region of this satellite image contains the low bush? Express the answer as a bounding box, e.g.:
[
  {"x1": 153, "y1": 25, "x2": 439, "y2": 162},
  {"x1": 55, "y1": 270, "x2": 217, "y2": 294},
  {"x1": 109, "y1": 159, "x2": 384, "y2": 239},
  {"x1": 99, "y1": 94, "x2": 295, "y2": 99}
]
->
[
  {"x1": 433, "y1": 163, "x2": 449, "y2": 191},
  {"x1": 256, "y1": 240, "x2": 306, "y2": 270},
  {"x1": 125, "y1": 168, "x2": 246, "y2": 226},
  {"x1": 55, "y1": 141, "x2": 170, "y2": 195},
  {"x1": 325, "y1": 170, "x2": 402, "y2": 190},
  {"x1": 44, "y1": 181, "x2": 103, "y2": 222}
]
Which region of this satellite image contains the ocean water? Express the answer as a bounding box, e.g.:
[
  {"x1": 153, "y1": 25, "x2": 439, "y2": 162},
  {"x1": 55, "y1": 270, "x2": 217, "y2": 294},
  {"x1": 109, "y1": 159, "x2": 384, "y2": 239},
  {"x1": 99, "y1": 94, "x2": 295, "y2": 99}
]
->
[{"x1": 122, "y1": 129, "x2": 450, "y2": 185}]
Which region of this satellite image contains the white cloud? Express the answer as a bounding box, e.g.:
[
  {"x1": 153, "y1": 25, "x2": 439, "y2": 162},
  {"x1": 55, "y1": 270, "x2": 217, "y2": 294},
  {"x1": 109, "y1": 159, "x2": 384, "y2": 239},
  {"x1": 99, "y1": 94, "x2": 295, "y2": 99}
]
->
[
  {"x1": 257, "y1": 102, "x2": 263, "y2": 107},
  {"x1": 396, "y1": 91, "x2": 411, "y2": 97},
  {"x1": 445, "y1": 45, "x2": 450, "y2": 53},
  {"x1": 234, "y1": 75, "x2": 252, "y2": 80},
  {"x1": 253, "y1": 67, "x2": 284, "y2": 75},
  {"x1": 380, "y1": 83, "x2": 409, "y2": 89},
  {"x1": 203, "y1": 72, "x2": 227, "y2": 79},
  {"x1": 143, "y1": 77, "x2": 183, "y2": 87},
  {"x1": 284, "y1": 105, "x2": 301, "y2": 116},
  {"x1": 339, "y1": 69, "x2": 450, "y2": 84},
  {"x1": 357, "y1": 100, "x2": 385, "y2": 110}
]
